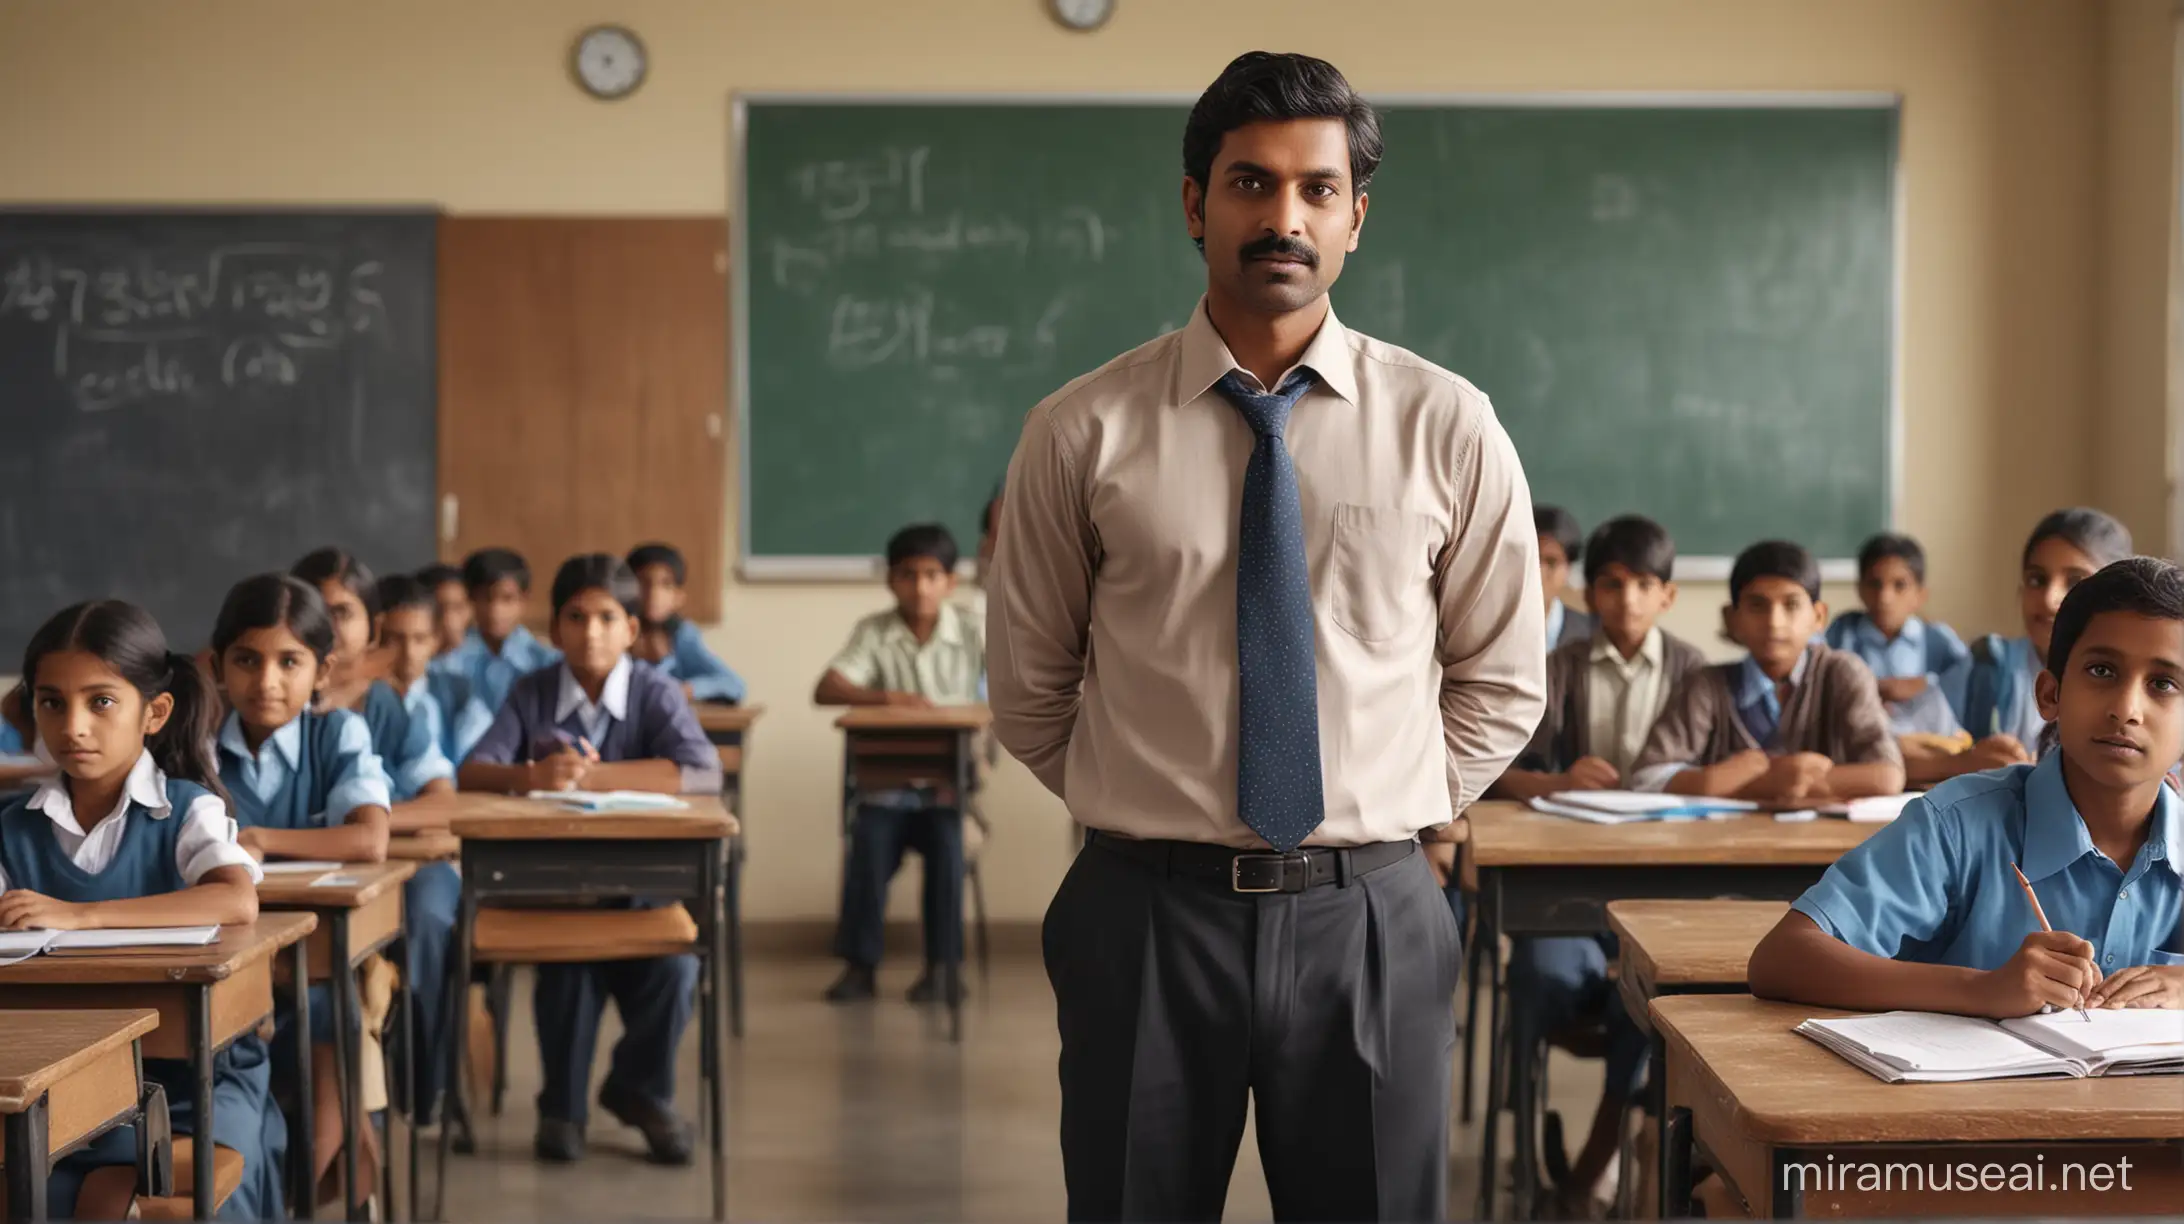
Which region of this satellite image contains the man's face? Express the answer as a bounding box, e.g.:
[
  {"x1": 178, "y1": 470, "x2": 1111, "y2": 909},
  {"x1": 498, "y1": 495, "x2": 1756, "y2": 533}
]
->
[{"x1": 1185, "y1": 118, "x2": 1367, "y2": 316}]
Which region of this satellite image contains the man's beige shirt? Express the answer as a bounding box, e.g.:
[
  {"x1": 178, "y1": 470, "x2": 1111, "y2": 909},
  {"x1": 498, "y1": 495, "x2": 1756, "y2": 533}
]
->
[{"x1": 987, "y1": 299, "x2": 1545, "y2": 848}]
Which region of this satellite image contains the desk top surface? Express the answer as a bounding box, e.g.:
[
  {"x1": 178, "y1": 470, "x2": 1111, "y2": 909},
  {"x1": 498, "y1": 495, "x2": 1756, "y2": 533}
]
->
[
  {"x1": 693, "y1": 702, "x2": 765, "y2": 734},
  {"x1": 0, "y1": 914, "x2": 317, "y2": 986},
  {"x1": 1608, "y1": 900, "x2": 1788, "y2": 991},
  {"x1": 1466, "y1": 801, "x2": 1881, "y2": 866},
  {"x1": 255, "y1": 859, "x2": 419, "y2": 907},
  {"x1": 0, "y1": 1008, "x2": 160, "y2": 1112},
  {"x1": 395, "y1": 792, "x2": 736, "y2": 839},
  {"x1": 834, "y1": 704, "x2": 992, "y2": 732},
  {"x1": 1653, "y1": 993, "x2": 2184, "y2": 1144}
]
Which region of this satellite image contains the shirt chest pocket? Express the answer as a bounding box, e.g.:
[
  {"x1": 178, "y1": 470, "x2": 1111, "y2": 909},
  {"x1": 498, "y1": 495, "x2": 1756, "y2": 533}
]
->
[{"x1": 1327, "y1": 503, "x2": 1440, "y2": 645}]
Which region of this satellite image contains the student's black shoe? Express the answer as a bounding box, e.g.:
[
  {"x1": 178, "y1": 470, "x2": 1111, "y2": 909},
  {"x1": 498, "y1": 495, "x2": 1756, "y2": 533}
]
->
[
  {"x1": 598, "y1": 1080, "x2": 696, "y2": 1166},
  {"x1": 824, "y1": 965, "x2": 877, "y2": 1003},
  {"x1": 535, "y1": 1117, "x2": 586, "y2": 1163},
  {"x1": 905, "y1": 967, "x2": 968, "y2": 1005}
]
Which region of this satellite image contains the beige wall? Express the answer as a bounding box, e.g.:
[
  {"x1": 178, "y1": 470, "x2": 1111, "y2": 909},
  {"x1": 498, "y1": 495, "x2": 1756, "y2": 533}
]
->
[{"x1": 2, "y1": 0, "x2": 2170, "y2": 921}]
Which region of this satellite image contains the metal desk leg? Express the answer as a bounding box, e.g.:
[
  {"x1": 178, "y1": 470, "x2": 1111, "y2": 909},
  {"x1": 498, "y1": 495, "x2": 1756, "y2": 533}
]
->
[
  {"x1": 1662, "y1": 1106, "x2": 1695, "y2": 1218},
  {"x1": 727, "y1": 836, "x2": 746, "y2": 1040},
  {"x1": 433, "y1": 884, "x2": 476, "y2": 1224},
  {"x1": 404, "y1": 927, "x2": 419, "y2": 1224},
  {"x1": 945, "y1": 731, "x2": 967, "y2": 1044},
  {"x1": 329, "y1": 913, "x2": 361, "y2": 1221},
  {"x1": 705, "y1": 845, "x2": 729, "y2": 1222},
  {"x1": 1651, "y1": 1029, "x2": 1671, "y2": 1220},
  {"x1": 190, "y1": 986, "x2": 215, "y2": 1221},
  {"x1": 382, "y1": 968, "x2": 402, "y2": 1222},
  {"x1": 291, "y1": 942, "x2": 316, "y2": 1221},
  {"x1": 1475, "y1": 875, "x2": 1506, "y2": 1222},
  {"x1": 4, "y1": 1098, "x2": 49, "y2": 1223},
  {"x1": 1771, "y1": 1147, "x2": 1805, "y2": 1218}
]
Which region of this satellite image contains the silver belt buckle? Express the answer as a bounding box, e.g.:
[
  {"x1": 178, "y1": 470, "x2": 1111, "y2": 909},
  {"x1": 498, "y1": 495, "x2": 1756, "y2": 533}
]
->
[{"x1": 1230, "y1": 852, "x2": 1304, "y2": 893}]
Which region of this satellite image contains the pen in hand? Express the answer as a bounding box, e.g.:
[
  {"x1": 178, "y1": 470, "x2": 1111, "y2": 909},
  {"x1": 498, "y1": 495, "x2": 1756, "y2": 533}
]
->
[{"x1": 2012, "y1": 862, "x2": 2092, "y2": 1021}]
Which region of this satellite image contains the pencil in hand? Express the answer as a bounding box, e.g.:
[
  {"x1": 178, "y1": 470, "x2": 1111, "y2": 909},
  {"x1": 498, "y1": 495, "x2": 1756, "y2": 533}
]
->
[{"x1": 2012, "y1": 861, "x2": 2092, "y2": 1021}]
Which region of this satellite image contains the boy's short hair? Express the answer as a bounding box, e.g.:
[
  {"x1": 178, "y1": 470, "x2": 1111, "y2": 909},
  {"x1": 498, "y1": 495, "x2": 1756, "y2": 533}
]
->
[
  {"x1": 550, "y1": 553, "x2": 641, "y2": 620},
  {"x1": 2045, "y1": 556, "x2": 2183, "y2": 677},
  {"x1": 375, "y1": 574, "x2": 435, "y2": 616},
  {"x1": 462, "y1": 548, "x2": 531, "y2": 596},
  {"x1": 626, "y1": 542, "x2": 688, "y2": 585},
  {"x1": 2024, "y1": 507, "x2": 2133, "y2": 570},
  {"x1": 886, "y1": 524, "x2": 960, "y2": 574},
  {"x1": 1729, "y1": 540, "x2": 1821, "y2": 604},
  {"x1": 1856, "y1": 533, "x2": 1927, "y2": 585},
  {"x1": 1582, "y1": 515, "x2": 1675, "y2": 585},
  {"x1": 417, "y1": 562, "x2": 462, "y2": 590},
  {"x1": 1535, "y1": 505, "x2": 1584, "y2": 563}
]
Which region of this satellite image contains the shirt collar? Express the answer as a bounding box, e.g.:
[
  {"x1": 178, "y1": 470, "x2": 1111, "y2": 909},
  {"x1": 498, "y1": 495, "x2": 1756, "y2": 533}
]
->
[
  {"x1": 1735, "y1": 647, "x2": 1811, "y2": 707},
  {"x1": 555, "y1": 654, "x2": 632, "y2": 725},
  {"x1": 218, "y1": 711, "x2": 302, "y2": 769},
  {"x1": 2020, "y1": 751, "x2": 2184, "y2": 881},
  {"x1": 882, "y1": 601, "x2": 969, "y2": 651},
  {"x1": 1174, "y1": 296, "x2": 1360, "y2": 408},
  {"x1": 1591, "y1": 626, "x2": 1663, "y2": 673},
  {"x1": 28, "y1": 750, "x2": 171, "y2": 830},
  {"x1": 1852, "y1": 614, "x2": 1924, "y2": 656}
]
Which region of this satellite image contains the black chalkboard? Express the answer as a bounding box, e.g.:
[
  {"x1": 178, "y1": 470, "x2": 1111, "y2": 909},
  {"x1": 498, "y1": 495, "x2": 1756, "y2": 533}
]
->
[{"x1": 0, "y1": 210, "x2": 436, "y2": 653}]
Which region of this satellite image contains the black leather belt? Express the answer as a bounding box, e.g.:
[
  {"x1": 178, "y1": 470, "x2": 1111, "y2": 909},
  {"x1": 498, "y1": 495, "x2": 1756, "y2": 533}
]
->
[{"x1": 1089, "y1": 833, "x2": 1416, "y2": 894}]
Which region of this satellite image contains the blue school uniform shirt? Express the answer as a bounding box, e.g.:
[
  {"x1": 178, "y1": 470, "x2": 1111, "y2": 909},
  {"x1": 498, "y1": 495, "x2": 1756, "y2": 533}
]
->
[
  {"x1": 358, "y1": 680, "x2": 453, "y2": 802},
  {"x1": 0, "y1": 721, "x2": 22, "y2": 755},
  {"x1": 403, "y1": 672, "x2": 495, "y2": 769},
  {"x1": 1793, "y1": 753, "x2": 2184, "y2": 974},
  {"x1": 649, "y1": 618, "x2": 748, "y2": 704},
  {"x1": 467, "y1": 655, "x2": 721, "y2": 792},
  {"x1": 430, "y1": 624, "x2": 561, "y2": 721},
  {"x1": 217, "y1": 708, "x2": 393, "y2": 829},
  {"x1": 1945, "y1": 634, "x2": 2046, "y2": 753},
  {"x1": 1825, "y1": 613, "x2": 1969, "y2": 737}
]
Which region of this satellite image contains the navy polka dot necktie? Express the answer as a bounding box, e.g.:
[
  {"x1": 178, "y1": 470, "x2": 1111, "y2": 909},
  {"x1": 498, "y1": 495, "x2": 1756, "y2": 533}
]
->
[{"x1": 1215, "y1": 369, "x2": 1325, "y2": 853}]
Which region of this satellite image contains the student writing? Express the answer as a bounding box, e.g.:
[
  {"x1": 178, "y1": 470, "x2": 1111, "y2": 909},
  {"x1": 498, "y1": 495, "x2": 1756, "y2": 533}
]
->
[
  {"x1": 626, "y1": 542, "x2": 747, "y2": 704},
  {"x1": 0, "y1": 602, "x2": 278, "y2": 1221},
  {"x1": 459, "y1": 554, "x2": 721, "y2": 1166},
  {"x1": 1632, "y1": 540, "x2": 1905, "y2": 801},
  {"x1": 815, "y1": 524, "x2": 986, "y2": 1006},
  {"x1": 1751, "y1": 557, "x2": 2184, "y2": 1014}
]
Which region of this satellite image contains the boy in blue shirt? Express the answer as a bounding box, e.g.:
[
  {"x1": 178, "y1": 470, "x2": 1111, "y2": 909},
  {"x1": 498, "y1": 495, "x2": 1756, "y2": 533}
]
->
[
  {"x1": 418, "y1": 561, "x2": 472, "y2": 658},
  {"x1": 461, "y1": 554, "x2": 723, "y2": 1166},
  {"x1": 626, "y1": 542, "x2": 748, "y2": 704},
  {"x1": 1824, "y1": 533, "x2": 1969, "y2": 738},
  {"x1": 430, "y1": 547, "x2": 560, "y2": 717},
  {"x1": 375, "y1": 575, "x2": 495, "y2": 767},
  {"x1": 1538, "y1": 505, "x2": 1595, "y2": 649},
  {"x1": 1752, "y1": 556, "x2": 2184, "y2": 1014}
]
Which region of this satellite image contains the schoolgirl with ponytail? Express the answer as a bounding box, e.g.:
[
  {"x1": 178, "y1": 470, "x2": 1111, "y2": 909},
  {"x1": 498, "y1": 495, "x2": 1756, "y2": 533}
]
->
[{"x1": 0, "y1": 600, "x2": 278, "y2": 1221}]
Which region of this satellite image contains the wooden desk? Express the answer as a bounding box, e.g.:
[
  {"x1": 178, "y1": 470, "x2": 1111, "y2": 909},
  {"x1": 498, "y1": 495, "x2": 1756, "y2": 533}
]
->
[
  {"x1": 833, "y1": 705, "x2": 992, "y2": 1043},
  {"x1": 388, "y1": 790, "x2": 542, "y2": 836},
  {"x1": 258, "y1": 862, "x2": 416, "y2": 1222},
  {"x1": 0, "y1": 1009, "x2": 160, "y2": 1222},
  {"x1": 436, "y1": 795, "x2": 733, "y2": 1221},
  {"x1": 1609, "y1": 900, "x2": 1789, "y2": 1037},
  {"x1": 691, "y1": 704, "x2": 761, "y2": 1041},
  {"x1": 0, "y1": 916, "x2": 317, "y2": 1220},
  {"x1": 1467, "y1": 802, "x2": 1880, "y2": 1220},
  {"x1": 1653, "y1": 994, "x2": 2184, "y2": 1217},
  {"x1": 387, "y1": 832, "x2": 458, "y2": 862}
]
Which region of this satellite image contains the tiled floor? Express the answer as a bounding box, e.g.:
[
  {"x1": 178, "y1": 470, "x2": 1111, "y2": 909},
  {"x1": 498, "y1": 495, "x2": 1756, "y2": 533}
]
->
[{"x1": 414, "y1": 951, "x2": 1606, "y2": 1221}]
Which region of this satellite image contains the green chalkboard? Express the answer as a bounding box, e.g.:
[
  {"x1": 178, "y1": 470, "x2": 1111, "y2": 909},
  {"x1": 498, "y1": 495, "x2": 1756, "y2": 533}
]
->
[{"x1": 738, "y1": 99, "x2": 1896, "y2": 569}]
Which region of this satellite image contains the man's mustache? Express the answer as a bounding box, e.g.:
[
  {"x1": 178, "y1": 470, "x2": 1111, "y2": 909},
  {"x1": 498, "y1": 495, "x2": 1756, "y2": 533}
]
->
[{"x1": 1241, "y1": 235, "x2": 1319, "y2": 267}]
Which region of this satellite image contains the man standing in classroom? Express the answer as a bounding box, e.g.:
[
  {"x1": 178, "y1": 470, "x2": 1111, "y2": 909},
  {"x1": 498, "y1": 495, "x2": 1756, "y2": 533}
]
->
[{"x1": 988, "y1": 52, "x2": 1547, "y2": 1222}]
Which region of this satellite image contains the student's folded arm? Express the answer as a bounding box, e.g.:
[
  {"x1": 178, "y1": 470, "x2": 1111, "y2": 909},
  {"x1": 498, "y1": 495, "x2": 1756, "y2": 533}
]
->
[
  {"x1": 393, "y1": 700, "x2": 457, "y2": 800},
  {"x1": 676, "y1": 627, "x2": 748, "y2": 704},
  {"x1": 1633, "y1": 683, "x2": 1731, "y2": 795},
  {"x1": 457, "y1": 702, "x2": 532, "y2": 793},
  {"x1": 1826, "y1": 653, "x2": 1906, "y2": 798},
  {"x1": 1435, "y1": 410, "x2": 1547, "y2": 813},
  {"x1": 620, "y1": 681, "x2": 725, "y2": 795},
  {"x1": 1487, "y1": 767, "x2": 1566, "y2": 802},
  {"x1": 1822, "y1": 759, "x2": 1907, "y2": 801},
  {"x1": 987, "y1": 399, "x2": 1098, "y2": 798},
  {"x1": 75, "y1": 798, "x2": 266, "y2": 928},
  {"x1": 249, "y1": 803, "x2": 390, "y2": 864},
  {"x1": 813, "y1": 666, "x2": 887, "y2": 708},
  {"x1": 1750, "y1": 798, "x2": 1966, "y2": 1009}
]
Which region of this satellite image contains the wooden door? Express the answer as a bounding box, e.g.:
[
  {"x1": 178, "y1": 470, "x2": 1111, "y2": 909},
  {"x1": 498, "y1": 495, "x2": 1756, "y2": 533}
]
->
[{"x1": 437, "y1": 216, "x2": 727, "y2": 621}]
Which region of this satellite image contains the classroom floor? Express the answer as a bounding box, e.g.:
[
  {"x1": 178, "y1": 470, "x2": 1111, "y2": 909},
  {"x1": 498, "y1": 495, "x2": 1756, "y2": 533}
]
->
[{"x1": 408, "y1": 949, "x2": 1606, "y2": 1221}]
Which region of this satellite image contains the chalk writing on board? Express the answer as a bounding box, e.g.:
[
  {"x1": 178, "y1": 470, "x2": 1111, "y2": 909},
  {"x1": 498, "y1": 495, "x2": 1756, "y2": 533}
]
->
[
  {"x1": 794, "y1": 147, "x2": 930, "y2": 222},
  {"x1": 827, "y1": 289, "x2": 1075, "y2": 373},
  {"x1": 769, "y1": 209, "x2": 1116, "y2": 288},
  {"x1": 0, "y1": 244, "x2": 390, "y2": 413}
]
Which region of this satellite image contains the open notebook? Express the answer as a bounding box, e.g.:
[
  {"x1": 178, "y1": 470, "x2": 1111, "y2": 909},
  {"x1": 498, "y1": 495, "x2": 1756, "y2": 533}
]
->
[
  {"x1": 1798, "y1": 1009, "x2": 2184, "y2": 1082},
  {"x1": 525, "y1": 789, "x2": 690, "y2": 813},
  {"x1": 1528, "y1": 791, "x2": 1757, "y2": 824},
  {"x1": 0, "y1": 925, "x2": 220, "y2": 967}
]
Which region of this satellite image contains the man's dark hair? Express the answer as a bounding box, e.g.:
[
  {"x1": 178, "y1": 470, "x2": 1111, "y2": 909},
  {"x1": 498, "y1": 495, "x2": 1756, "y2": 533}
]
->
[
  {"x1": 2023, "y1": 507, "x2": 2133, "y2": 570},
  {"x1": 417, "y1": 562, "x2": 462, "y2": 591},
  {"x1": 1583, "y1": 515, "x2": 1676, "y2": 586},
  {"x1": 1534, "y1": 505, "x2": 1584, "y2": 565},
  {"x1": 886, "y1": 524, "x2": 959, "y2": 575},
  {"x1": 1730, "y1": 540, "x2": 1821, "y2": 604},
  {"x1": 461, "y1": 547, "x2": 531, "y2": 596},
  {"x1": 550, "y1": 553, "x2": 641, "y2": 619},
  {"x1": 1183, "y1": 52, "x2": 1383, "y2": 196},
  {"x1": 375, "y1": 573, "x2": 435, "y2": 616},
  {"x1": 2045, "y1": 556, "x2": 2183, "y2": 677},
  {"x1": 626, "y1": 542, "x2": 688, "y2": 586},
  {"x1": 1857, "y1": 533, "x2": 1927, "y2": 586}
]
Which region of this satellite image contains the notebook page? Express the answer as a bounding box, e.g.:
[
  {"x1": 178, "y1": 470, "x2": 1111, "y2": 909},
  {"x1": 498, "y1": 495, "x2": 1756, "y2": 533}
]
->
[
  {"x1": 1800, "y1": 1012, "x2": 2070, "y2": 1074},
  {"x1": 0, "y1": 929, "x2": 59, "y2": 966},
  {"x1": 2003, "y1": 1009, "x2": 2184, "y2": 1069},
  {"x1": 49, "y1": 925, "x2": 220, "y2": 951}
]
